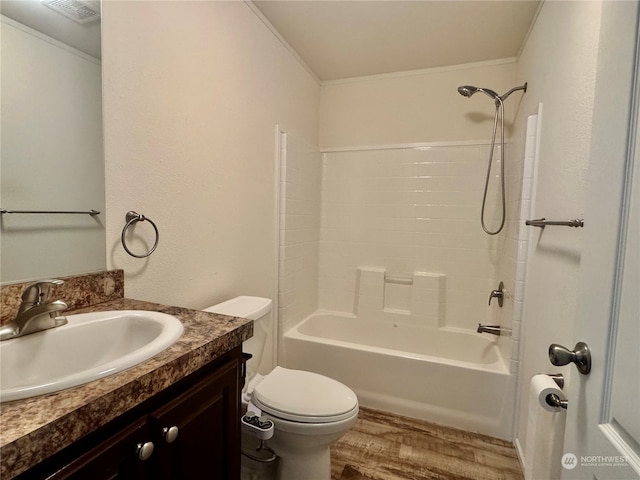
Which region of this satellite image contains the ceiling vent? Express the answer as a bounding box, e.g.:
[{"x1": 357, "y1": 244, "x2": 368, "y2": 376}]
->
[{"x1": 41, "y1": 0, "x2": 101, "y2": 24}]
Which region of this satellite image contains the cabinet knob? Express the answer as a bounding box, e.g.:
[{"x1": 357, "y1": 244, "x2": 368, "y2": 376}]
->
[
  {"x1": 162, "y1": 426, "x2": 179, "y2": 443},
  {"x1": 136, "y1": 441, "x2": 155, "y2": 461}
]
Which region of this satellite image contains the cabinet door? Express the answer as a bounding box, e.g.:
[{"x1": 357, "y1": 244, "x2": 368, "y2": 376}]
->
[
  {"x1": 149, "y1": 360, "x2": 241, "y2": 480},
  {"x1": 43, "y1": 417, "x2": 152, "y2": 480}
]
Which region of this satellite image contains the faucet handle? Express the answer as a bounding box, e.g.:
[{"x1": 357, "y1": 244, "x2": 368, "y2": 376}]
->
[
  {"x1": 21, "y1": 279, "x2": 64, "y2": 305},
  {"x1": 488, "y1": 281, "x2": 504, "y2": 307}
]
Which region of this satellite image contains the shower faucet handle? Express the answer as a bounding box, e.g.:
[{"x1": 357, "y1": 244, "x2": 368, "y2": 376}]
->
[{"x1": 488, "y1": 281, "x2": 504, "y2": 307}]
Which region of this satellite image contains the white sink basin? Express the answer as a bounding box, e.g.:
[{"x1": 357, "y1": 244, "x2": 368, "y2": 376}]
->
[{"x1": 0, "y1": 310, "x2": 184, "y2": 402}]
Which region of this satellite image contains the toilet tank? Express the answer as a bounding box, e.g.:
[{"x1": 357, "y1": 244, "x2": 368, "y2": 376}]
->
[{"x1": 203, "y1": 296, "x2": 272, "y2": 381}]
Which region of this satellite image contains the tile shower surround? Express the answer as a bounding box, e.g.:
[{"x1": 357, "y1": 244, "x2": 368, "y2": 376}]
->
[
  {"x1": 278, "y1": 132, "x2": 322, "y2": 335},
  {"x1": 278, "y1": 137, "x2": 532, "y2": 374},
  {"x1": 317, "y1": 144, "x2": 505, "y2": 330}
]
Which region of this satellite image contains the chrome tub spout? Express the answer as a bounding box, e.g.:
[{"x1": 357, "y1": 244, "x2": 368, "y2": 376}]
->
[{"x1": 476, "y1": 324, "x2": 511, "y2": 336}]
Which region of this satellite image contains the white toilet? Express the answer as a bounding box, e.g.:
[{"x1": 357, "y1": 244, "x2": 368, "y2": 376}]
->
[{"x1": 204, "y1": 296, "x2": 359, "y2": 480}]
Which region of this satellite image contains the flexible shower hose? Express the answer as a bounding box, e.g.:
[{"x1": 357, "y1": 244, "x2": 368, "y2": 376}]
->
[{"x1": 481, "y1": 98, "x2": 506, "y2": 235}]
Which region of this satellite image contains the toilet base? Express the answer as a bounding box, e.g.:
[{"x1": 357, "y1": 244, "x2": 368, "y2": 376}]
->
[
  {"x1": 275, "y1": 448, "x2": 330, "y2": 480},
  {"x1": 241, "y1": 435, "x2": 278, "y2": 480},
  {"x1": 263, "y1": 411, "x2": 358, "y2": 480}
]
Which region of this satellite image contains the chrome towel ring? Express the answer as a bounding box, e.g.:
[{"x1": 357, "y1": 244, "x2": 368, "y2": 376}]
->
[{"x1": 121, "y1": 211, "x2": 159, "y2": 258}]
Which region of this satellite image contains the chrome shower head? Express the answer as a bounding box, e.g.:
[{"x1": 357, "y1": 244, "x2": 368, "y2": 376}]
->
[
  {"x1": 457, "y1": 85, "x2": 477, "y2": 97},
  {"x1": 457, "y1": 85, "x2": 500, "y2": 100}
]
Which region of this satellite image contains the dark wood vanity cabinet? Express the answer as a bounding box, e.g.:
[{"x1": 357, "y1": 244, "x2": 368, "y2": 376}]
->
[
  {"x1": 18, "y1": 348, "x2": 241, "y2": 480},
  {"x1": 40, "y1": 417, "x2": 153, "y2": 480},
  {"x1": 148, "y1": 358, "x2": 240, "y2": 480}
]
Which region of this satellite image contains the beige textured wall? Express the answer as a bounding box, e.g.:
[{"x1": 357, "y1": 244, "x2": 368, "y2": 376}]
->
[
  {"x1": 101, "y1": 1, "x2": 320, "y2": 310},
  {"x1": 319, "y1": 60, "x2": 517, "y2": 148},
  {"x1": 512, "y1": 0, "x2": 603, "y2": 457}
]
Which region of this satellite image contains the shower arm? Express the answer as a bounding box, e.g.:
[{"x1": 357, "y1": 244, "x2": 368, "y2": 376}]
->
[{"x1": 500, "y1": 83, "x2": 528, "y2": 102}]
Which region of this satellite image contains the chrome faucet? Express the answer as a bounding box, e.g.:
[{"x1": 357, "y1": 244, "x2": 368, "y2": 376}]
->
[
  {"x1": 0, "y1": 280, "x2": 68, "y2": 341},
  {"x1": 476, "y1": 324, "x2": 511, "y2": 336}
]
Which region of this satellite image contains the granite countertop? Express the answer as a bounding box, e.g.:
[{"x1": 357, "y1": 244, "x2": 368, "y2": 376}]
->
[{"x1": 0, "y1": 298, "x2": 253, "y2": 479}]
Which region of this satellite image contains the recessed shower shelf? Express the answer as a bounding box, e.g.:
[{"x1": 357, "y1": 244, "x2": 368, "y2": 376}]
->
[{"x1": 525, "y1": 218, "x2": 584, "y2": 228}]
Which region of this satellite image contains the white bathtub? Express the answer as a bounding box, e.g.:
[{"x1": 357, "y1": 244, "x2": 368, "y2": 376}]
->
[{"x1": 283, "y1": 312, "x2": 515, "y2": 440}]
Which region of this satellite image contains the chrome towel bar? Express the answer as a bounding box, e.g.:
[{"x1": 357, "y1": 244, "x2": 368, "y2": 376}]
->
[
  {"x1": 0, "y1": 209, "x2": 100, "y2": 215},
  {"x1": 525, "y1": 218, "x2": 584, "y2": 228}
]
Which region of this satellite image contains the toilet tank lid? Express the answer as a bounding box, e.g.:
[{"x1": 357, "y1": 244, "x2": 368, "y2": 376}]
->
[{"x1": 204, "y1": 296, "x2": 272, "y2": 320}]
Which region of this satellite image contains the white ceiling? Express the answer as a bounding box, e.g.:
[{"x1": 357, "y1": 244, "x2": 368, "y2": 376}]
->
[
  {"x1": 0, "y1": 1, "x2": 540, "y2": 81},
  {"x1": 252, "y1": 0, "x2": 541, "y2": 82},
  {"x1": 0, "y1": 0, "x2": 101, "y2": 59}
]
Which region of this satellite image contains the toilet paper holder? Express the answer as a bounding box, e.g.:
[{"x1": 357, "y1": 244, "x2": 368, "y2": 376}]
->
[
  {"x1": 546, "y1": 393, "x2": 568, "y2": 410},
  {"x1": 544, "y1": 373, "x2": 568, "y2": 410},
  {"x1": 546, "y1": 373, "x2": 564, "y2": 389}
]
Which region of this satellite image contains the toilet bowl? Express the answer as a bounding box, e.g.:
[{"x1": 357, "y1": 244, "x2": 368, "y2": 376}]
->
[{"x1": 204, "y1": 297, "x2": 358, "y2": 480}]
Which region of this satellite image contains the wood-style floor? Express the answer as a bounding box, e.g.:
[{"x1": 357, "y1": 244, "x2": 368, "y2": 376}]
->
[{"x1": 331, "y1": 407, "x2": 524, "y2": 480}]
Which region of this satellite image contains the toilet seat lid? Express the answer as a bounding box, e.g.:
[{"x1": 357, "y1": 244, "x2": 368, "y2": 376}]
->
[{"x1": 252, "y1": 367, "x2": 358, "y2": 423}]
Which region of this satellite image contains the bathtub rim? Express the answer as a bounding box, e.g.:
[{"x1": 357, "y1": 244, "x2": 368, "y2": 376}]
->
[{"x1": 284, "y1": 310, "x2": 510, "y2": 375}]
